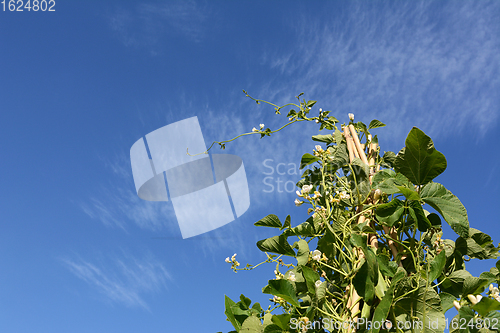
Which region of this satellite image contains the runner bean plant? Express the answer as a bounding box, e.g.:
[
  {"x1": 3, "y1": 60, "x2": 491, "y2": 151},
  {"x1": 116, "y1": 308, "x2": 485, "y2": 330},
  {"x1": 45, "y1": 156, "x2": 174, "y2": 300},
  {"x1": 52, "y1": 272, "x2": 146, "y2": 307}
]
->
[{"x1": 216, "y1": 92, "x2": 500, "y2": 333}]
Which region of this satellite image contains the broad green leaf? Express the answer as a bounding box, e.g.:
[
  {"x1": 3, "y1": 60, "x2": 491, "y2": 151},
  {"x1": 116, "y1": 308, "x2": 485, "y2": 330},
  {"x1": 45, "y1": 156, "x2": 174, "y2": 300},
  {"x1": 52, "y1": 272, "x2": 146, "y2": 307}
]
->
[
  {"x1": 351, "y1": 234, "x2": 379, "y2": 303},
  {"x1": 257, "y1": 235, "x2": 295, "y2": 257},
  {"x1": 375, "y1": 198, "x2": 404, "y2": 227},
  {"x1": 428, "y1": 250, "x2": 446, "y2": 282},
  {"x1": 254, "y1": 215, "x2": 281, "y2": 228},
  {"x1": 262, "y1": 324, "x2": 283, "y2": 333},
  {"x1": 300, "y1": 266, "x2": 320, "y2": 295},
  {"x1": 369, "y1": 119, "x2": 386, "y2": 129},
  {"x1": 240, "y1": 315, "x2": 263, "y2": 333},
  {"x1": 325, "y1": 142, "x2": 349, "y2": 173},
  {"x1": 394, "y1": 127, "x2": 447, "y2": 186},
  {"x1": 225, "y1": 295, "x2": 244, "y2": 332},
  {"x1": 456, "y1": 228, "x2": 500, "y2": 260},
  {"x1": 262, "y1": 279, "x2": 300, "y2": 307},
  {"x1": 371, "y1": 268, "x2": 406, "y2": 333},
  {"x1": 376, "y1": 253, "x2": 397, "y2": 278},
  {"x1": 284, "y1": 221, "x2": 315, "y2": 237},
  {"x1": 300, "y1": 153, "x2": 319, "y2": 168},
  {"x1": 408, "y1": 201, "x2": 431, "y2": 232},
  {"x1": 393, "y1": 281, "x2": 446, "y2": 333},
  {"x1": 439, "y1": 292, "x2": 457, "y2": 312},
  {"x1": 463, "y1": 276, "x2": 488, "y2": 295},
  {"x1": 420, "y1": 182, "x2": 469, "y2": 238},
  {"x1": 381, "y1": 151, "x2": 396, "y2": 168},
  {"x1": 281, "y1": 215, "x2": 291, "y2": 230},
  {"x1": 271, "y1": 314, "x2": 291, "y2": 330},
  {"x1": 312, "y1": 134, "x2": 334, "y2": 144},
  {"x1": 472, "y1": 297, "x2": 500, "y2": 317},
  {"x1": 239, "y1": 294, "x2": 252, "y2": 309},
  {"x1": 397, "y1": 186, "x2": 420, "y2": 201},
  {"x1": 294, "y1": 240, "x2": 310, "y2": 266}
]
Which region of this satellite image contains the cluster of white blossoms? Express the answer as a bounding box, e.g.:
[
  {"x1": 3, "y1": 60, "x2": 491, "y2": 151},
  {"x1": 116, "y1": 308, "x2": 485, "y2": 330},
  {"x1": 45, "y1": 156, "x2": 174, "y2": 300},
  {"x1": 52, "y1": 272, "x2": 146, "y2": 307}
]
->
[
  {"x1": 252, "y1": 123, "x2": 265, "y2": 132},
  {"x1": 225, "y1": 253, "x2": 240, "y2": 271},
  {"x1": 295, "y1": 184, "x2": 315, "y2": 206},
  {"x1": 489, "y1": 284, "x2": 500, "y2": 302},
  {"x1": 337, "y1": 190, "x2": 350, "y2": 200},
  {"x1": 313, "y1": 145, "x2": 324, "y2": 156},
  {"x1": 274, "y1": 269, "x2": 284, "y2": 280}
]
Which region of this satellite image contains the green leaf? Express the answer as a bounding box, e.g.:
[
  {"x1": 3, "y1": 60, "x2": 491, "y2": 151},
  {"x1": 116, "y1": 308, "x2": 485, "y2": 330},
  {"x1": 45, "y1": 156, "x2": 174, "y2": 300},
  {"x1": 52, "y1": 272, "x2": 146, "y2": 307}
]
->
[
  {"x1": 463, "y1": 276, "x2": 488, "y2": 295},
  {"x1": 397, "y1": 186, "x2": 420, "y2": 201},
  {"x1": 262, "y1": 324, "x2": 283, "y2": 333},
  {"x1": 254, "y1": 215, "x2": 282, "y2": 228},
  {"x1": 381, "y1": 151, "x2": 397, "y2": 168},
  {"x1": 281, "y1": 215, "x2": 291, "y2": 231},
  {"x1": 312, "y1": 134, "x2": 334, "y2": 144},
  {"x1": 439, "y1": 292, "x2": 457, "y2": 312},
  {"x1": 371, "y1": 268, "x2": 406, "y2": 333},
  {"x1": 408, "y1": 201, "x2": 431, "y2": 232},
  {"x1": 225, "y1": 295, "x2": 244, "y2": 332},
  {"x1": 284, "y1": 221, "x2": 315, "y2": 237},
  {"x1": 376, "y1": 253, "x2": 398, "y2": 278},
  {"x1": 240, "y1": 315, "x2": 263, "y2": 333},
  {"x1": 300, "y1": 266, "x2": 320, "y2": 295},
  {"x1": 393, "y1": 281, "x2": 446, "y2": 333},
  {"x1": 473, "y1": 297, "x2": 500, "y2": 317},
  {"x1": 456, "y1": 228, "x2": 500, "y2": 260},
  {"x1": 368, "y1": 119, "x2": 386, "y2": 130},
  {"x1": 428, "y1": 250, "x2": 446, "y2": 282},
  {"x1": 375, "y1": 198, "x2": 404, "y2": 227},
  {"x1": 420, "y1": 182, "x2": 469, "y2": 238},
  {"x1": 326, "y1": 141, "x2": 349, "y2": 172},
  {"x1": 394, "y1": 127, "x2": 447, "y2": 186},
  {"x1": 262, "y1": 279, "x2": 300, "y2": 307},
  {"x1": 294, "y1": 240, "x2": 310, "y2": 266},
  {"x1": 300, "y1": 153, "x2": 319, "y2": 168},
  {"x1": 256, "y1": 235, "x2": 295, "y2": 257},
  {"x1": 239, "y1": 294, "x2": 252, "y2": 309},
  {"x1": 271, "y1": 314, "x2": 291, "y2": 330}
]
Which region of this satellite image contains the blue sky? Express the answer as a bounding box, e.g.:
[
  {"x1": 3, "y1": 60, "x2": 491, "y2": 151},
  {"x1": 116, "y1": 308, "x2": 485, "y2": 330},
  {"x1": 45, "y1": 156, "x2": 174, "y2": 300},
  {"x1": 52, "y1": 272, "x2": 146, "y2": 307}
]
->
[{"x1": 0, "y1": 1, "x2": 499, "y2": 332}]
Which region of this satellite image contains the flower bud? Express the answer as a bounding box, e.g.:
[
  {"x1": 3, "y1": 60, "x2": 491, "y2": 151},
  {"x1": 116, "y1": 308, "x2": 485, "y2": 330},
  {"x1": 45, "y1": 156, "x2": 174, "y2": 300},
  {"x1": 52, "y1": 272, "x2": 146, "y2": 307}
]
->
[
  {"x1": 453, "y1": 300, "x2": 461, "y2": 310},
  {"x1": 348, "y1": 113, "x2": 354, "y2": 121}
]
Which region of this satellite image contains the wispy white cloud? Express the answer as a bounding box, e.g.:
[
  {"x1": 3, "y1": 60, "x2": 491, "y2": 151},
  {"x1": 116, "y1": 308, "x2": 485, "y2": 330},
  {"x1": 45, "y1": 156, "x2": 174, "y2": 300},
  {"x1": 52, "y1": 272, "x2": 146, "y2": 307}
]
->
[
  {"x1": 108, "y1": 1, "x2": 211, "y2": 53},
  {"x1": 80, "y1": 152, "x2": 178, "y2": 233},
  {"x1": 258, "y1": 1, "x2": 500, "y2": 140},
  {"x1": 62, "y1": 252, "x2": 172, "y2": 309}
]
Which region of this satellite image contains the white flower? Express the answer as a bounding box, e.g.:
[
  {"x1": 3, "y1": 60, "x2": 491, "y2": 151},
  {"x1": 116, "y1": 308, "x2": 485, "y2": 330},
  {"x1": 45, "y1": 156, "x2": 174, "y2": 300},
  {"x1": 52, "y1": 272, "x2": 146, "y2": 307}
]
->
[
  {"x1": 313, "y1": 191, "x2": 322, "y2": 199},
  {"x1": 260, "y1": 123, "x2": 265, "y2": 129},
  {"x1": 339, "y1": 191, "x2": 350, "y2": 200},
  {"x1": 467, "y1": 294, "x2": 478, "y2": 305},
  {"x1": 302, "y1": 184, "x2": 313, "y2": 193},
  {"x1": 315, "y1": 280, "x2": 322, "y2": 288},
  {"x1": 319, "y1": 108, "x2": 322, "y2": 112},
  {"x1": 312, "y1": 250, "x2": 322, "y2": 261},
  {"x1": 288, "y1": 272, "x2": 296, "y2": 282},
  {"x1": 315, "y1": 119, "x2": 319, "y2": 123},
  {"x1": 252, "y1": 127, "x2": 258, "y2": 132},
  {"x1": 295, "y1": 198, "x2": 304, "y2": 206},
  {"x1": 225, "y1": 257, "x2": 231, "y2": 263},
  {"x1": 348, "y1": 113, "x2": 354, "y2": 121},
  {"x1": 315, "y1": 145, "x2": 323, "y2": 152},
  {"x1": 296, "y1": 190, "x2": 303, "y2": 197},
  {"x1": 231, "y1": 253, "x2": 237, "y2": 261},
  {"x1": 476, "y1": 295, "x2": 483, "y2": 303},
  {"x1": 453, "y1": 300, "x2": 461, "y2": 310}
]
